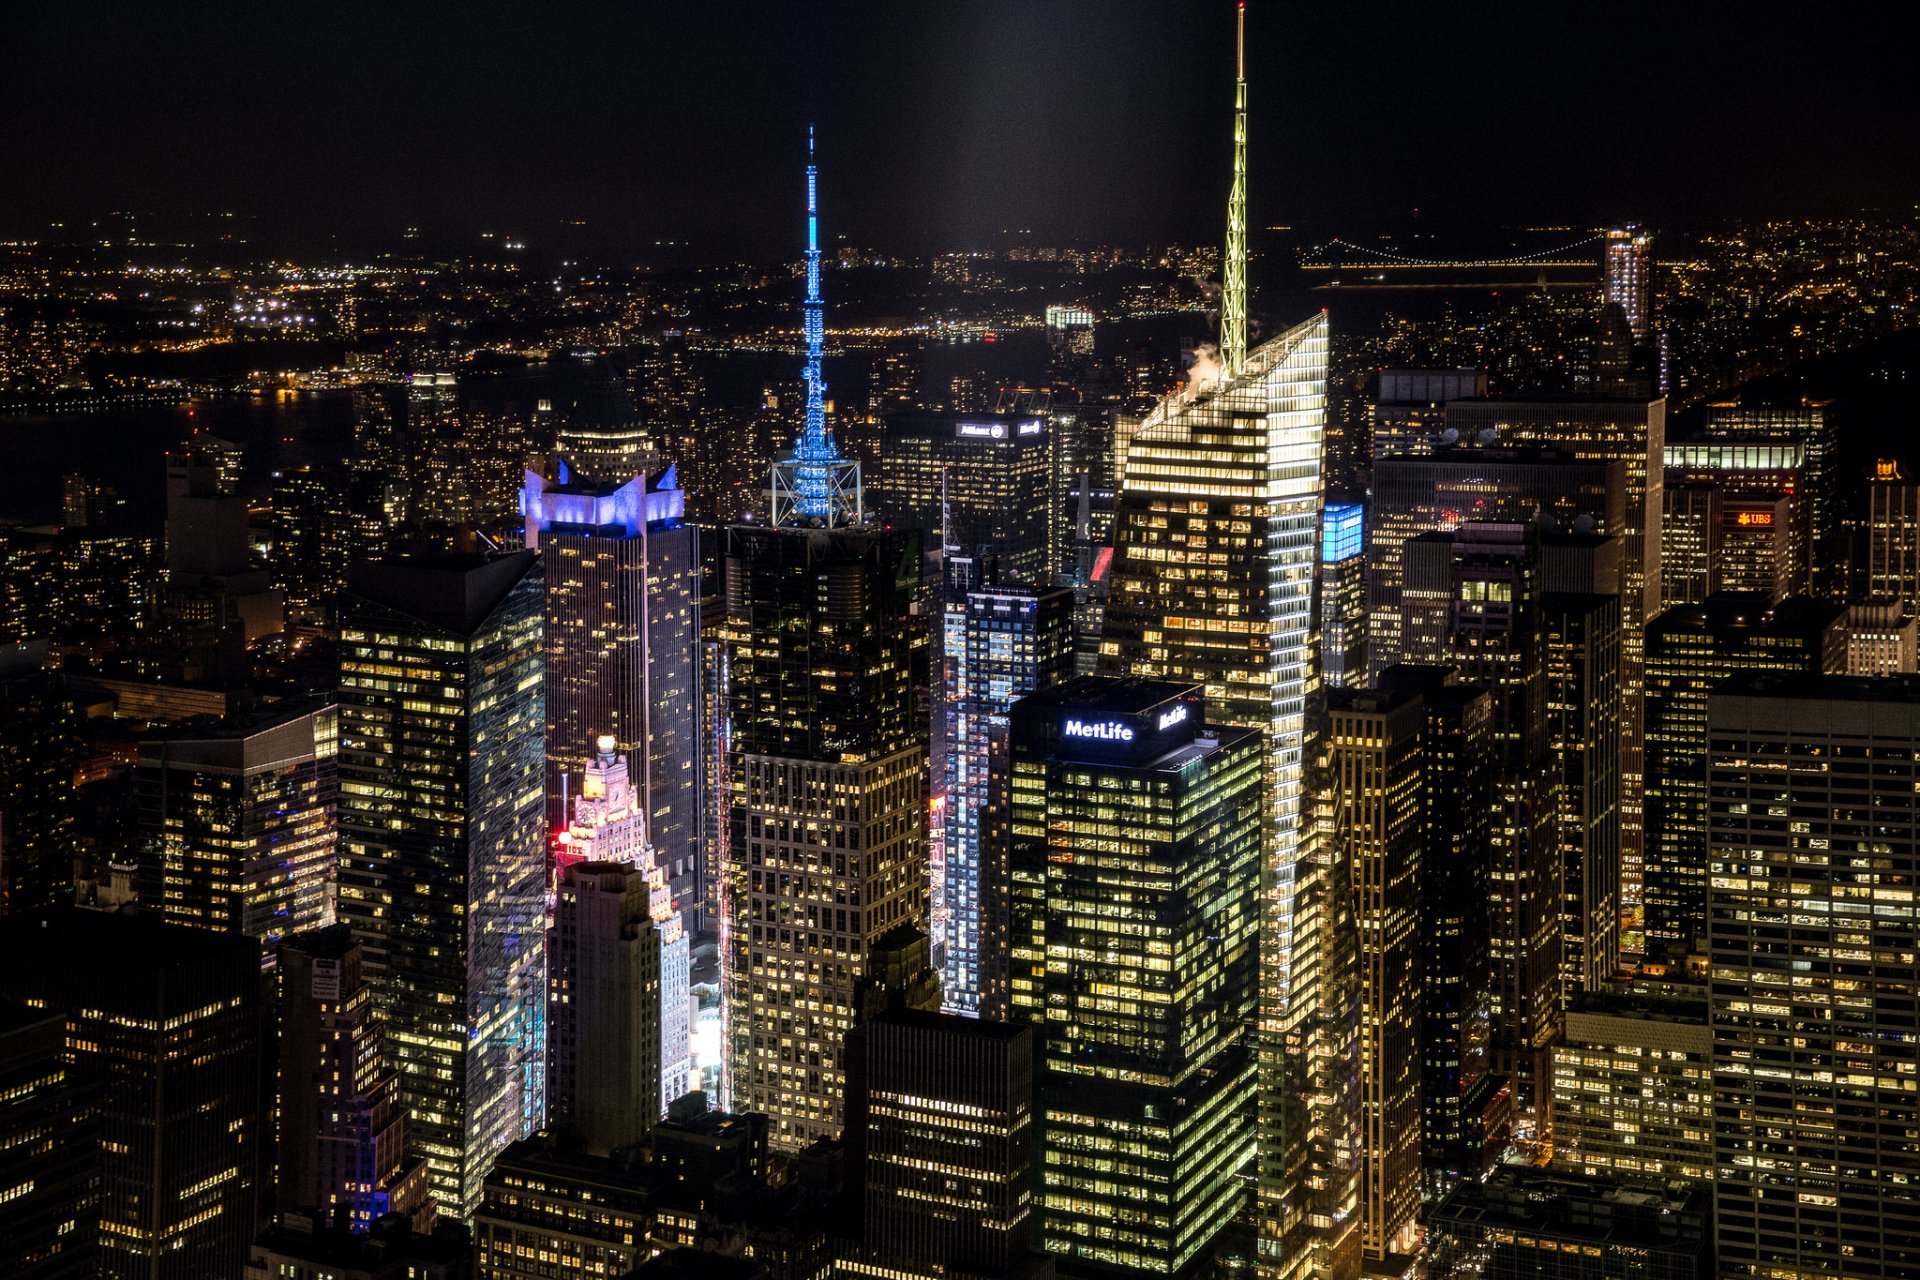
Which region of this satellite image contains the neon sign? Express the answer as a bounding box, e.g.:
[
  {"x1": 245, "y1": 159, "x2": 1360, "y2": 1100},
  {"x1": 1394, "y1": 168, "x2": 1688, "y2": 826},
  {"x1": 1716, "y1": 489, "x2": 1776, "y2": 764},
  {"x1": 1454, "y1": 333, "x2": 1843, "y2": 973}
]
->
[
  {"x1": 1157, "y1": 704, "x2": 1189, "y2": 731},
  {"x1": 1063, "y1": 718, "x2": 1134, "y2": 742}
]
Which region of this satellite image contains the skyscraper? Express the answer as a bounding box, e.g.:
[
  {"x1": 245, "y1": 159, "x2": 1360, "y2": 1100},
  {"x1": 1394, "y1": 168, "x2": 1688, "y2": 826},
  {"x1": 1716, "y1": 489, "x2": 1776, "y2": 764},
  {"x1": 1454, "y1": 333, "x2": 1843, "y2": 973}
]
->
[
  {"x1": 1707, "y1": 674, "x2": 1920, "y2": 1278},
  {"x1": 1099, "y1": 13, "x2": 1347, "y2": 1272},
  {"x1": 869, "y1": 410, "x2": 1055, "y2": 589},
  {"x1": 276, "y1": 925, "x2": 433, "y2": 1232},
  {"x1": 842, "y1": 1010, "x2": 1041, "y2": 1279},
  {"x1": 0, "y1": 647, "x2": 79, "y2": 917},
  {"x1": 1868, "y1": 457, "x2": 1920, "y2": 613},
  {"x1": 1659, "y1": 482, "x2": 1721, "y2": 606},
  {"x1": 524, "y1": 463, "x2": 702, "y2": 930},
  {"x1": 0, "y1": 998, "x2": 99, "y2": 1280},
  {"x1": 136, "y1": 698, "x2": 338, "y2": 964},
  {"x1": 1602, "y1": 225, "x2": 1653, "y2": 343},
  {"x1": 1320, "y1": 502, "x2": 1367, "y2": 690},
  {"x1": 336, "y1": 551, "x2": 548, "y2": 1222},
  {"x1": 940, "y1": 585, "x2": 1074, "y2": 1018},
  {"x1": 1541, "y1": 586, "x2": 1623, "y2": 999},
  {"x1": 1325, "y1": 689, "x2": 1422, "y2": 1261},
  {"x1": 548, "y1": 736, "x2": 691, "y2": 1144},
  {"x1": 1008, "y1": 676, "x2": 1262, "y2": 1276},
  {"x1": 1703, "y1": 400, "x2": 1840, "y2": 588},
  {"x1": 720, "y1": 137, "x2": 929, "y2": 1151},
  {"x1": 1641, "y1": 593, "x2": 1845, "y2": 955},
  {"x1": 0, "y1": 910, "x2": 266, "y2": 1280}
]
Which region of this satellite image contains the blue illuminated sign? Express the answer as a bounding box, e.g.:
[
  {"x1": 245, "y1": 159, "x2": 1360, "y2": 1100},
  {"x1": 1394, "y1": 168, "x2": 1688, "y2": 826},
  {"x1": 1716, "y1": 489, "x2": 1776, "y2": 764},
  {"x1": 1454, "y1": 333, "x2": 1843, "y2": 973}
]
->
[
  {"x1": 1322, "y1": 502, "x2": 1364, "y2": 563},
  {"x1": 1063, "y1": 718, "x2": 1134, "y2": 742}
]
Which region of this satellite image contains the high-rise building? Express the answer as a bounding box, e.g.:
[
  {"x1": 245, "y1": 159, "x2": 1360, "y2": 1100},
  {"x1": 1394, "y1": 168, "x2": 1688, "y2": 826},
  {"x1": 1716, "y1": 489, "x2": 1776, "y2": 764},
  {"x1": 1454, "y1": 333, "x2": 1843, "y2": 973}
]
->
[
  {"x1": 1660, "y1": 482, "x2": 1721, "y2": 606},
  {"x1": 1868, "y1": 457, "x2": 1920, "y2": 614},
  {"x1": 1641, "y1": 593, "x2": 1845, "y2": 955},
  {"x1": 1320, "y1": 502, "x2": 1367, "y2": 690},
  {"x1": 1100, "y1": 17, "x2": 1348, "y2": 1271},
  {"x1": 549, "y1": 737, "x2": 692, "y2": 1145},
  {"x1": 1008, "y1": 676, "x2": 1262, "y2": 1277},
  {"x1": 1549, "y1": 982, "x2": 1711, "y2": 1183},
  {"x1": 1718, "y1": 493, "x2": 1797, "y2": 601},
  {"x1": 1602, "y1": 225, "x2": 1653, "y2": 343},
  {"x1": 243, "y1": 1212, "x2": 471, "y2": 1280},
  {"x1": 1664, "y1": 438, "x2": 1811, "y2": 598},
  {"x1": 870, "y1": 410, "x2": 1055, "y2": 589},
  {"x1": 472, "y1": 1138, "x2": 656, "y2": 1280},
  {"x1": 1703, "y1": 400, "x2": 1839, "y2": 587},
  {"x1": 0, "y1": 998, "x2": 99, "y2": 1280},
  {"x1": 557, "y1": 363, "x2": 655, "y2": 487},
  {"x1": 1444, "y1": 395, "x2": 1663, "y2": 944},
  {"x1": 1707, "y1": 674, "x2": 1920, "y2": 1279},
  {"x1": 1325, "y1": 689, "x2": 1422, "y2": 1261},
  {"x1": 276, "y1": 925, "x2": 432, "y2": 1232},
  {"x1": 524, "y1": 463, "x2": 702, "y2": 930},
  {"x1": 1541, "y1": 589, "x2": 1623, "y2": 998},
  {"x1": 136, "y1": 698, "x2": 338, "y2": 963},
  {"x1": 336, "y1": 551, "x2": 548, "y2": 1222},
  {"x1": 1367, "y1": 447, "x2": 1624, "y2": 680},
  {"x1": 842, "y1": 1010, "x2": 1041, "y2": 1279},
  {"x1": 1403, "y1": 525, "x2": 1561, "y2": 1107},
  {"x1": 1369, "y1": 368, "x2": 1487, "y2": 463},
  {"x1": 1376, "y1": 665, "x2": 1506, "y2": 1200},
  {"x1": 0, "y1": 647, "x2": 79, "y2": 917},
  {"x1": 719, "y1": 517, "x2": 927, "y2": 1150},
  {"x1": 940, "y1": 585, "x2": 1074, "y2": 1018},
  {"x1": 1846, "y1": 600, "x2": 1919, "y2": 675},
  {"x1": 0, "y1": 910, "x2": 266, "y2": 1280},
  {"x1": 162, "y1": 440, "x2": 284, "y2": 681},
  {"x1": 720, "y1": 136, "x2": 929, "y2": 1153}
]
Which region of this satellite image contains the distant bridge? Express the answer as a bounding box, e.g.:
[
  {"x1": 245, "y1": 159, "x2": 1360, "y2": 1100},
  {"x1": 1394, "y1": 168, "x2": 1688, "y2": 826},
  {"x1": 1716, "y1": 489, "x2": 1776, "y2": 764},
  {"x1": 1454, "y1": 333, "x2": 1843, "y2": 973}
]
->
[{"x1": 1299, "y1": 235, "x2": 1602, "y2": 271}]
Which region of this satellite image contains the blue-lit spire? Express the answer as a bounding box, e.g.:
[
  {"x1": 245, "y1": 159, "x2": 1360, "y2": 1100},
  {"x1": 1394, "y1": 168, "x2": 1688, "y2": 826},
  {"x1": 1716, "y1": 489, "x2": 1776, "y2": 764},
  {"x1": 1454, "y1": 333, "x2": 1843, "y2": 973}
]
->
[{"x1": 771, "y1": 125, "x2": 861, "y2": 528}]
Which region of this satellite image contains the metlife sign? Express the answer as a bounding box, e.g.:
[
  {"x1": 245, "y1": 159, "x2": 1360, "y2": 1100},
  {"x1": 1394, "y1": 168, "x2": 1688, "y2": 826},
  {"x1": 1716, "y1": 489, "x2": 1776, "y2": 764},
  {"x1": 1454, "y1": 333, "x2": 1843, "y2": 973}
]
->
[
  {"x1": 1054, "y1": 695, "x2": 1198, "y2": 764},
  {"x1": 1063, "y1": 717, "x2": 1134, "y2": 742}
]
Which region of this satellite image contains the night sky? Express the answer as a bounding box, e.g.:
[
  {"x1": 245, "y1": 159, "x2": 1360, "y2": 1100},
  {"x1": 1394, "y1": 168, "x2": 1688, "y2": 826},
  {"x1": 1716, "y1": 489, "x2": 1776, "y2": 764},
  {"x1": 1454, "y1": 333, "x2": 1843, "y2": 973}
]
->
[{"x1": 2, "y1": 1, "x2": 1911, "y2": 259}]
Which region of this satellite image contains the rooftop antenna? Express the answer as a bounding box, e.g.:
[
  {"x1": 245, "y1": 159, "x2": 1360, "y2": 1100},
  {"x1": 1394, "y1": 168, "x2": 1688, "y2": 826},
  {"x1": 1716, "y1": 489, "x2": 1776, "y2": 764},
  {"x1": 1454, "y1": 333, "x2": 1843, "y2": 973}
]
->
[{"x1": 1221, "y1": 1, "x2": 1249, "y2": 376}]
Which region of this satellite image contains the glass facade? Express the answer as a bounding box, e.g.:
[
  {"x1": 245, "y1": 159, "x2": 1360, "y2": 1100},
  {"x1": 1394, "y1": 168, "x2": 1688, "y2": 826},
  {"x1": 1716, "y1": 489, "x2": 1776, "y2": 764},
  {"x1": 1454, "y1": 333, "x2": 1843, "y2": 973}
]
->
[
  {"x1": 1008, "y1": 677, "x2": 1262, "y2": 1277},
  {"x1": 1099, "y1": 312, "x2": 1350, "y2": 1280},
  {"x1": 337, "y1": 552, "x2": 549, "y2": 1223}
]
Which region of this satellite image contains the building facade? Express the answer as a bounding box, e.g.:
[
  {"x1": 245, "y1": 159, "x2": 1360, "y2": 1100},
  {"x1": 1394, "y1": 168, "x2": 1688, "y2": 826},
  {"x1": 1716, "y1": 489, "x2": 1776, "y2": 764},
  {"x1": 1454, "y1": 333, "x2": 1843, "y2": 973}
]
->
[{"x1": 337, "y1": 552, "x2": 548, "y2": 1222}]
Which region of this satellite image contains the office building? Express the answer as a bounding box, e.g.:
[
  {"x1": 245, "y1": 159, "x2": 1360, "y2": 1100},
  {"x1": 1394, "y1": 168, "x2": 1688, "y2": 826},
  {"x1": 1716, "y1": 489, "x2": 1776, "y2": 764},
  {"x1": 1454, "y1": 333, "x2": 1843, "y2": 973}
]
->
[
  {"x1": 276, "y1": 926, "x2": 433, "y2": 1231},
  {"x1": 842, "y1": 1010, "x2": 1041, "y2": 1279},
  {"x1": 1664, "y1": 438, "x2": 1811, "y2": 598},
  {"x1": 940, "y1": 585, "x2": 1074, "y2": 1018},
  {"x1": 0, "y1": 647, "x2": 80, "y2": 916},
  {"x1": 1444, "y1": 395, "x2": 1663, "y2": 934},
  {"x1": 1320, "y1": 502, "x2": 1366, "y2": 689},
  {"x1": 1602, "y1": 225, "x2": 1653, "y2": 342},
  {"x1": 0, "y1": 998, "x2": 99, "y2": 1280},
  {"x1": 1050, "y1": 402, "x2": 1117, "y2": 593},
  {"x1": 1716, "y1": 494, "x2": 1797, "y2": 600},
  {"x1": 1367, "y1": 447, "x2": 1624, "y2": 679},
  {"x1": 0, "y1": 910, "x2": 266, "y2": 1280},
  {"x1": 1846, "y1": 600, "x2": 1918, "y2": 674},
  {"x1": 1428, "y1": 1168, "x2": 1708, "y2": 1280},
  {"x1": 1098, "y1": 311, "x2": 1347, "y2": 1279},
  {"x1": 1549, "y1": 984, "x2": 1711, "y2": 1183},
  {"x1": 1325, "y1": 690, "x2": 1422, "y2": 1261},
  {"x1": 1369, "y1": 368, "x2": 1487, "y2": 462},
  {"x1": 1541, "y1": 589, "x2": 1622, "y2": 998},
  {"x1": 550, "y1": 738, "x2": 692, "y2": 1147},
  {"x1": 1660, "y1": 482, "x2": 1720, "y2": 605},
  {"x1": 136, "y1": 698, "x2": 338, "y2": 963},
  {"x1": 870, "y1": 409, "x2": 1054, "y2": 588},
  {"x1": 719, "y1": 514, "x2": 927, "y2": 1150},
  {"x1": 1376, "y1": 665, "x2": 1506, "y2": 1199},
  {"x1": 1868, "y1": 457, "x2": 1920, "y2": 613},
  {"x1": 1403, "y1": 525, "x2": 1561, "y2": 1104},
  {"x1": 1008, "y1": 677, "x2": 1261, "y2": 1276},
  {"x1": 1707, "y1": 675, "x2": 1920, "y2": 1278},
  {"x1": 472, "y1": 1138, "x2": 655, "y2": 1280},
  {"x1": 337, "y1": 552, "x2": 548, "y2": 1222},
  {"x1": 162, "y1": 440, "x2": 284, "y2": 681},
  {"x1": 557, "y1": 364, "x2": 655, "y2": 487},
  {"x1": 524, "y1": 463, "x2": 702, "y2": 931},
  {"x1": 1703, "y1": 400, "x2": 1839, "y2": 585},
  {"x1": 1641, "y1": 593, "x2": 1844, "y2": 954}
]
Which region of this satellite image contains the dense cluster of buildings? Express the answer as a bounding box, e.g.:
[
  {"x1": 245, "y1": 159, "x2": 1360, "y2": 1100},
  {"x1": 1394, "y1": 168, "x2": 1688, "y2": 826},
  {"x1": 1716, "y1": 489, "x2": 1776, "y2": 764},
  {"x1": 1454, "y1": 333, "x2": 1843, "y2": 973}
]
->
[{"x1": 3, "y1": 13, "x2": 1920, "y2": 1280}]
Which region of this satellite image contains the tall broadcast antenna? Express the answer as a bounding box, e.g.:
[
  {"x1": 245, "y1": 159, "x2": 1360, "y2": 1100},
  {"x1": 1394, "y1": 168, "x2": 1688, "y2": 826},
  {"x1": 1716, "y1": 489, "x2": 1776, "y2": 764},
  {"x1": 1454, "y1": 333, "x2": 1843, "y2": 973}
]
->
[{"x1": 1221, "y1": 1, "x2": 1249, "y2": 376}]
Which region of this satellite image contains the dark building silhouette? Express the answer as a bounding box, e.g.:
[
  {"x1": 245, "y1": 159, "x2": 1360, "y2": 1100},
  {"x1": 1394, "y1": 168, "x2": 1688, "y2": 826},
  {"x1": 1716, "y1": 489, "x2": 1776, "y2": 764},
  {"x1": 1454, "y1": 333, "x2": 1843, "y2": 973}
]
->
[
  {"x1": 276, "y1": 926, "x2": 432, "y2": 1232},
  {"x1": 0, "y1": 910, "x2": 266, "y2": 1280},
  {"x1": 0, "y1": 998, "x2": 100, "y2": 1280},
  {"x1": 0, "y1": 644, "x2": 80, "y2": 916}
]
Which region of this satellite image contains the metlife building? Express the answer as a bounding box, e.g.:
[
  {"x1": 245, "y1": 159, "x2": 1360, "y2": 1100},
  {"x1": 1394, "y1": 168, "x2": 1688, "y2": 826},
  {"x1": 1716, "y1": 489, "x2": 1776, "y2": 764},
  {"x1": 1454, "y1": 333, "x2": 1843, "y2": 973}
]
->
[
  {"x1": 1004, "y1": 674, "x2": 1263, "y2": 1274},
  {"x1": 869, "y1": 409, "x2": 1056, "y2": 590}
]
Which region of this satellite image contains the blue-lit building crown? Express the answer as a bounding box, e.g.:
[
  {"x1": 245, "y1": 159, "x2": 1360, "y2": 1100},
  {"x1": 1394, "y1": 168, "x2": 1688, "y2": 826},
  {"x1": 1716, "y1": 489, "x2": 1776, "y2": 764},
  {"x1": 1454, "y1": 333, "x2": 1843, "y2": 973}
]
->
[{"x1": 1323, "y1": 501, "x2": 1365, "y2": 563}]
